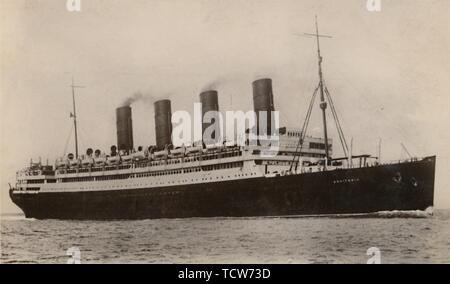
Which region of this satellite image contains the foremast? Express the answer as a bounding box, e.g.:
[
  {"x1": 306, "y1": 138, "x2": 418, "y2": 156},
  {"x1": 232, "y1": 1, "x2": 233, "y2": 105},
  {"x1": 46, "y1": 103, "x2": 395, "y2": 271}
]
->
[
  {"x1": 290, "y1": 16, "x2": 350, "y2": 172},
  {"x1": 307, "y1": 15, "x2": 332, "y2": 164}
]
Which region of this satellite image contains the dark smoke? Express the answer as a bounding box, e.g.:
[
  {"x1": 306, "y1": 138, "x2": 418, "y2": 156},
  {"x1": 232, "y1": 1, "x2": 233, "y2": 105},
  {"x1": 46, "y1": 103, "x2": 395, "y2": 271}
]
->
[
  {"x1": 121, "y1": 91, "x2": 171, "y2": 107},
  {"x1": 201, "y1": 80, "x2": 221, "y2": 92},
  {"x1": 121, "y1": 92, "x2": 144, "y2": 106}
]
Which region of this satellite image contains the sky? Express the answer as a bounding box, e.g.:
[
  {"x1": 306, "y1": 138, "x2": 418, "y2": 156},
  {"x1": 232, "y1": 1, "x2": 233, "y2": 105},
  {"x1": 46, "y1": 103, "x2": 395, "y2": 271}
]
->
[{"x1": 1, "y1": 0, "x2": 449, "y2": 213}]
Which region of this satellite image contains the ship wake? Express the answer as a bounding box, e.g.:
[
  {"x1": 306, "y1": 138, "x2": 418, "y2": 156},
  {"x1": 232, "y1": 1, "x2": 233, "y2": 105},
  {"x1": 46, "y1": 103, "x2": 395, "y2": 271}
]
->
[
  {"x1": 278, "y1": 207, "x2": 434, "y2": 219},
  {"x1": 368, "y1": 207, "x2": 434, "y2": 219}
]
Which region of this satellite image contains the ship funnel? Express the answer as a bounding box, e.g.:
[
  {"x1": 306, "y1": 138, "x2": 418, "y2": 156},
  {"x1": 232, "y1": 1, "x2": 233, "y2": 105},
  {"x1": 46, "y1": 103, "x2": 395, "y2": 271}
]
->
[
  {"x1": 252, "y1": 78, "x2": 275, "y2": 136},
  {"x1": 116, "y1": 106, "x2": 134, "y2": 151},
  {"x1": 154, "y1": 99, "x2": 173, "y2": 150},
  {"x1": 200, "y1": 90, "x2": 220, "y2": 145}
]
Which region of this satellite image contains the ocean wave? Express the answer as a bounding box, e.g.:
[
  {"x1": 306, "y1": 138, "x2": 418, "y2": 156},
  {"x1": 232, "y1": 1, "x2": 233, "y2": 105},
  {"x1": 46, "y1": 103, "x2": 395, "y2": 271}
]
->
[{"x1": 0, "y1": 259, "x2": 39, "y2": 264}]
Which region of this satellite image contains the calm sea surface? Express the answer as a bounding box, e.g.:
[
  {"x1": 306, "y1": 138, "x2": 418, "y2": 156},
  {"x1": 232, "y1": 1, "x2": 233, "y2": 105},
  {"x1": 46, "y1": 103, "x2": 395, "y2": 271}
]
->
[{"x1": 1, "y1": 210, "x2": 449, "y2": 264}]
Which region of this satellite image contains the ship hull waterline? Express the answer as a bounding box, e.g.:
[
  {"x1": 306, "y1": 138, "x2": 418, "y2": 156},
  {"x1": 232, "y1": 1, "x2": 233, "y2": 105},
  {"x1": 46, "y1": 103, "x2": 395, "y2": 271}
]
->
[{"x1": 10, "y1": 157, "x2": 436, "y2": 220}]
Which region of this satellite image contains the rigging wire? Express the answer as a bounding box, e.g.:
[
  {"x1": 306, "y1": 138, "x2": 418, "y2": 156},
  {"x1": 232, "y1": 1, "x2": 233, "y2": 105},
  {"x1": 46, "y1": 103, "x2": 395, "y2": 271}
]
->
[
  {"x1": 289, "y1": 84, "x2": 319, "y2": 172},
  {"x1": 288, "y1": 83, "x2": 351, "y2": 172},
  {"x1": 401, "y1": 143, "x2": 413, "y2": 159},
  {"x1": 62, "y1": 123, "x2": 74, "y2": 157},
  {"x1": 331, "y1": 71, "x2": 422, "y2": 156},
  {"x1": 324, "y1": 86, "x2": 349, "y2": 158}
]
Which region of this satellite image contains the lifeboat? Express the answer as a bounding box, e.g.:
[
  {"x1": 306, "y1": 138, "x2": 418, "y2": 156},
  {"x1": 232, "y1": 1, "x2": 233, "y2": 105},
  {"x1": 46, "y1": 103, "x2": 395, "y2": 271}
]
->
[
  {"x1": 106, "y1": 155, "x2": 120, "y2": 165},
  {"x1": 94, "y1": 156, "x2": 107, "y2": 166},
  {"x1": 121, "y1": 154, "x2": 133, "y2": 163},
  {"x1": 224, "y1": 140, "x2": 237, "y2": 147},
  {"x1": 186, "y1": 146, "x2": 202, "y2": 154},
  {"x1": 169, "y1": 147, "x2": 185, "y2": 157},
  {"x1": 93, "y1": 149, "x2": 106, "y2": 166},
  {"x1": 56, "y1": 158, "x2": 69, "y2": 169},
  {"x1": 69, "y1": 159, "x2": 80, "y2": 168},
  {"x1": 204, "y1": 144, "x2": 223, "y2": 152},
  {"x1": 153, "y1": 149, "x2": 168, "y2": 158},
  {"x1": 131, "y1": 151, "x2": 146, "y2": 161},
  {"x1": 81, "y1": 157, "x2": 94, "y2": 166}
]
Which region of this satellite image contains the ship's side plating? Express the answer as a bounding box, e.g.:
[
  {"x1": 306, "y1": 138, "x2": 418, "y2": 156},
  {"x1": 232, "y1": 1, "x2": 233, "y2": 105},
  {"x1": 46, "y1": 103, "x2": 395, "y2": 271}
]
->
[{"x1": 10, "y1": 156, "x2": 435, "y2": 220}]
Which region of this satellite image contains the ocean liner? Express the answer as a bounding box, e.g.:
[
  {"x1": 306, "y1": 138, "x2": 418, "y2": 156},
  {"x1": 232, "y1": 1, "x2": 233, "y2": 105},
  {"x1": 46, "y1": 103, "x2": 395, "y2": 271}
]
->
[{"x1": 9, "y1": 19, "x2": 436, "y2": 220}]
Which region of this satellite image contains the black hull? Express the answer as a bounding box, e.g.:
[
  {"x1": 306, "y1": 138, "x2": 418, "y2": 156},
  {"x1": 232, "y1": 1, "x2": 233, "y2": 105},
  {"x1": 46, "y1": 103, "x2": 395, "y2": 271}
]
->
[{"x1": 10, "y1": 157, "x2": 436, "y2": 220}]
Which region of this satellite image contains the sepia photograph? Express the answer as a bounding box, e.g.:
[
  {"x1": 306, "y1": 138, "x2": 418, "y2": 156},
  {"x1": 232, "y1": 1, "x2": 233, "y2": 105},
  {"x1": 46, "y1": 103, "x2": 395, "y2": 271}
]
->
[{"x1": 1, "y1": 0, "x2": 449, "y2": 268}]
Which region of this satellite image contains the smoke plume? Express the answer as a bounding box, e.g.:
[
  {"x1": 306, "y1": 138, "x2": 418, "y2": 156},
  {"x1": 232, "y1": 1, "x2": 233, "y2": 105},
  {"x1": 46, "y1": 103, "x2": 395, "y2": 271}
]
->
[
  {"x1": 121, "y1": 91, "x2": 171, "y2": 107},
  {"x1": 201, "y1": 80, "x2": 222, "y2": 92},
  {"x1": 121, "y1": 92, "x2": 144, "y2": 106}
]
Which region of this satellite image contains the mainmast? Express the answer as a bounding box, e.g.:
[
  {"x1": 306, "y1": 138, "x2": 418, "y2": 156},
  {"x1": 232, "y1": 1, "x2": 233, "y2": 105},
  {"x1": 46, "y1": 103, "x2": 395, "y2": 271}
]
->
[{"x1": 70, "y1": 78, "x2": 85, "y2": 158}]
